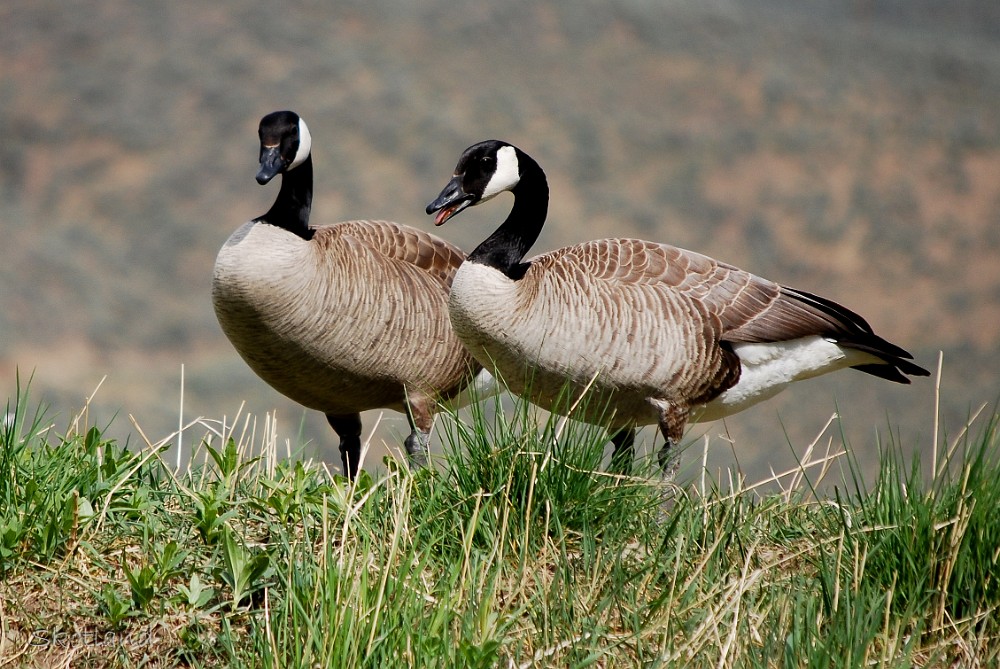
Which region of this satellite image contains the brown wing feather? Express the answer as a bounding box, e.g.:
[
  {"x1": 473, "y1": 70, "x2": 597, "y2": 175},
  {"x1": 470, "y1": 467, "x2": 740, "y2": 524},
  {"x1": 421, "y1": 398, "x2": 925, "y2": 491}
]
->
[
  {"x1": 552, "y1": 238, "x2": 769, "y2": 333},
  {"x1": 535, "y1": 238, "x2": 927, "y2": 380},
  {"x1": 318, "y1": 220, "x2": 466, "y2": 286},
  {"x1": 525, "y1": 239, "x2": 742, "y2": 404},
  {"x1": 561, "y1": 239, "x2": 876, "y2": 342}
]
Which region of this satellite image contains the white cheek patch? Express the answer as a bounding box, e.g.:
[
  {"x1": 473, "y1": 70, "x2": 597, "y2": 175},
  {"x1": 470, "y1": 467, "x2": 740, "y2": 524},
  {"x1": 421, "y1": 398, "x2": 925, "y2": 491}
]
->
[
  {"x1": 289, "y1": 118, "x2": 312, "y2": 170},
  {"x1": 480, "y1": 145, "x2": 520, "y2": 201}
]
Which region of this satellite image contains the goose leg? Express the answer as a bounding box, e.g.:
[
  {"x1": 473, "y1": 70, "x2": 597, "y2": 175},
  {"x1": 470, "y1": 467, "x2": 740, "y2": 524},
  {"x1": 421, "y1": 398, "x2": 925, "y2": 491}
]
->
[
  {"x1": 609, "y1": 427, "x2": 636, "y2": 473},
  {"x1": 326, "y1": 413, "x2": 362, "y2": 480},
  {"x1": 655, "y1": 404, "x2": 688, "y2": 480},
  {"x1": 403, "y1": 397, "x2": 434, "y2": 470}
]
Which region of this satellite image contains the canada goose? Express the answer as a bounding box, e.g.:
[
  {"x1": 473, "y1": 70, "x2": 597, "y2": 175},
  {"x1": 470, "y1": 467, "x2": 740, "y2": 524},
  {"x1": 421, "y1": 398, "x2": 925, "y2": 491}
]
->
[
  {"x1": 426, "y1": 140, "x2": 929, "y2": 474},
  {"x1": 213, "y1": 111, "x2": 486, "y2": 479}
]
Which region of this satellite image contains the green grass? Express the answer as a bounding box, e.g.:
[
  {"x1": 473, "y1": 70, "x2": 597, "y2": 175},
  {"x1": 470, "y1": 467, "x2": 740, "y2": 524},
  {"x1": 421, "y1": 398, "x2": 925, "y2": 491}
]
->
[{"x1": 0, "y1": 384, "x2": 998, "y2": 667}]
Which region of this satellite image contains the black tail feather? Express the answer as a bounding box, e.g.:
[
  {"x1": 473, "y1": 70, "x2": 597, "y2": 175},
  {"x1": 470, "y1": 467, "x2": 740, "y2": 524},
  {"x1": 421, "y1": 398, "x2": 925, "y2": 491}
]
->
[
  {"x1": 785, "y1": 287, "x2": 930, "y2": 382},
  {"x1": 848, "y1": 351, "x2": 930, "y2": 384},
  {"x1": 852, "y1": 363, "x2": 911, "y2": 384}
]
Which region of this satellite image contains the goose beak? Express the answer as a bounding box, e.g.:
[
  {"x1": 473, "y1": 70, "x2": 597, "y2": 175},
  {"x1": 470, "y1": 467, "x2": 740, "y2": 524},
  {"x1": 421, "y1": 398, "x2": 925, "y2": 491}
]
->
[
  {"x1": 256, "y1": 146, "x2": 285, "y2": 185},
  {"x1": 426, "y1": 176, "x2": 475, "y2": 226}
]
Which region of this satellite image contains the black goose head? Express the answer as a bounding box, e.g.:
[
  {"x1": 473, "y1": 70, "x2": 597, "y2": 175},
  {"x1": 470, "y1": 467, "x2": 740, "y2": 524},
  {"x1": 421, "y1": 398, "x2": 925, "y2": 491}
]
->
[
  {"x1": 256, "y1": 110, "x2": 312, "y2": 185},
  {"x1": 426, "y1": 140, "x2": 523, "y2": 226}
]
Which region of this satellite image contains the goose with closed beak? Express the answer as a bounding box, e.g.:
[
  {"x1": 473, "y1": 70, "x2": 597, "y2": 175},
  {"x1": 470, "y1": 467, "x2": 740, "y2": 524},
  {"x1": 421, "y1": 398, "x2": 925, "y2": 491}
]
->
[
  {"x1": 426, "y1": 140, "x2": 929, "y2": 475},
  {"x1": 213, "y1": 111, "x2": 489, "y2": 479}
]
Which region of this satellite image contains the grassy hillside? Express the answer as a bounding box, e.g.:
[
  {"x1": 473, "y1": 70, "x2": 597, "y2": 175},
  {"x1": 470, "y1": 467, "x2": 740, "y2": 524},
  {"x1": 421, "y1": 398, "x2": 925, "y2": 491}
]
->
[
  {"x1": 1, "y1": 0, "x2": 998, "y2": 480},
  {"x1": 0, "y1": 388, "x2": 998, "y2": 667}
]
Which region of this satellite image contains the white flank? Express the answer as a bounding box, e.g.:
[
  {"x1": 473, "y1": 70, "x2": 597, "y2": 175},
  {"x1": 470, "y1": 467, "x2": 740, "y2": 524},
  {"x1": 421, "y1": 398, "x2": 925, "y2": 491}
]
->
[
  {"x1": 480, "y1": 145, "x2": 521, "y2": 201},
  {"x1": 444, "y1": 368, "x2": 502, "y2": 409},
  {"x1": 289, "y1": 118, "x2": 312, "y2": 170},
  {"x1": 695, "y1": 336, "x2": 882, "y2": 422}
]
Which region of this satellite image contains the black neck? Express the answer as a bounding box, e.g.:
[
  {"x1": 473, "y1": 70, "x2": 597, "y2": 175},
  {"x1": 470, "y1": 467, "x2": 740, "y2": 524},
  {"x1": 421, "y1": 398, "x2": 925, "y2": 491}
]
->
[
  {"x1": 468, "y1": 153, "x2": 548, "y2": 280},
  {"x1": 257, "y1": 156, "x2": 314, "y2": 240}
]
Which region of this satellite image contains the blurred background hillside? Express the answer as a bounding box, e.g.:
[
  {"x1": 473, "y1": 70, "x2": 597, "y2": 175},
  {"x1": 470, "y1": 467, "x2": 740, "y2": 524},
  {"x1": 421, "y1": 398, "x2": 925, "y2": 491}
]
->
[{"x1": 1, "y1": 0, "x2": 998, "y2": 483}]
